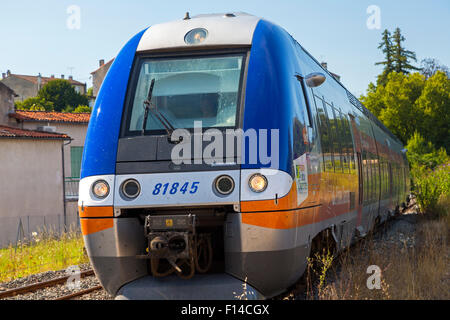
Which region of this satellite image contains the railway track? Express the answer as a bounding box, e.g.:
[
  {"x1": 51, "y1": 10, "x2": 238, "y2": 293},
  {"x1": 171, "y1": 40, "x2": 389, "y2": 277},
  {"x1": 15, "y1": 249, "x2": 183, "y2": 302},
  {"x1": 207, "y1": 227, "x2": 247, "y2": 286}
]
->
[
  {"x1": 0, "y1": 269, "x2": 103, "y2": 300},
  {"x1": 55, "y1": 285, "x2": 103, "y2": 300}
]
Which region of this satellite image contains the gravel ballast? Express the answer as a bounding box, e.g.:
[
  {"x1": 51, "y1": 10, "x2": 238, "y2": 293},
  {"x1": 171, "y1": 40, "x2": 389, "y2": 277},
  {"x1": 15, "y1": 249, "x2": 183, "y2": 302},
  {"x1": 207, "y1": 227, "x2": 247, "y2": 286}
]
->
[{"x1": 0, "y1": 263, "x2": 113, "y2": 300}]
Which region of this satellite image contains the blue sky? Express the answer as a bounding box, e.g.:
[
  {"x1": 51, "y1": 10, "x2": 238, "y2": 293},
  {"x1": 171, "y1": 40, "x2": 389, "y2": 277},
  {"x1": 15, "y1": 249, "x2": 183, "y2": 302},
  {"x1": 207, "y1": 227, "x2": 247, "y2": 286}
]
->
[{"x1": 0, "y1": 0, "x2": 449, "y2": 96}]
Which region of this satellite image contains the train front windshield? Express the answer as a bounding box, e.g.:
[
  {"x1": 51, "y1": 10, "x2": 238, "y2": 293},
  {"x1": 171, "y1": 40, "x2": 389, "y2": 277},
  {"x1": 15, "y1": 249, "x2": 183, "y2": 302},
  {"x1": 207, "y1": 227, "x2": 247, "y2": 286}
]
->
[{"x1": 124, "y1": 54, "x2": 245, "y2": 135}]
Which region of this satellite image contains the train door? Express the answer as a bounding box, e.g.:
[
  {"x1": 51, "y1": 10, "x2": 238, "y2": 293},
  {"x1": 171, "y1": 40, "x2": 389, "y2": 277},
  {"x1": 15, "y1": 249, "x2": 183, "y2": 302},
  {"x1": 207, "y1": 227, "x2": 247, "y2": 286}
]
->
[{"x1": 348, "y1": 115, "x2": 364, "y2": 235}]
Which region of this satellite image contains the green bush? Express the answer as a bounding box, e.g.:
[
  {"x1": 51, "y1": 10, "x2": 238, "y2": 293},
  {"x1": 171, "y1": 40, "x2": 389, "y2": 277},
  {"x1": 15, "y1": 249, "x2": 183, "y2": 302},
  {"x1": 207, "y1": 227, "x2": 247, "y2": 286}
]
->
[
  {"x1": 38, "y1": 79, "x2": 89, "y2": 112},
  {"x1": 15, "y1": 96, "x2": 54, "y2": 111},
  {"x1": 406, "y1": 133, "x2": 449, "y2": 217},
  {"x1": 406, "y1": 132, "x2": 448, "y2": 170},
  {"x1": 72, "y1": 105, "x2": 92, "y2": 113},
  {"x1": 412, "y1": 162, "x2": 450, "y2": 217}
]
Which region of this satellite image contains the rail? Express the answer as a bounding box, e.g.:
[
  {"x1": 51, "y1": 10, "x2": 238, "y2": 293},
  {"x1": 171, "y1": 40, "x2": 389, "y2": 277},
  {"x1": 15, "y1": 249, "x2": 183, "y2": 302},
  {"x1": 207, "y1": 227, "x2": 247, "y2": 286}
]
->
[{"x1": 0, "y1": 269, "x2": 94, "y2": 299}]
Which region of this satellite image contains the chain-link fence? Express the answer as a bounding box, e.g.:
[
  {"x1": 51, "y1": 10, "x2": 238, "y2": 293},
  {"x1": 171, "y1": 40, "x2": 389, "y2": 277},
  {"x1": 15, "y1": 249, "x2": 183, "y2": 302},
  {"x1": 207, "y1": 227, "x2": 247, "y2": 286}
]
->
[{"x1": 0, "y1": 212, "x2": 80, "y2": 249}]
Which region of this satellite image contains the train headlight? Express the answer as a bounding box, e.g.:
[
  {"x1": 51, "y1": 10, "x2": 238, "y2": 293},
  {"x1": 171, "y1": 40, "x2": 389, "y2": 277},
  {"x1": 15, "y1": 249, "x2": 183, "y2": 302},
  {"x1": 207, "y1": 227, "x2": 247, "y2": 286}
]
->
[
  {"x1": 121, "y1": 179, "x2": 141, "y2": 199},
  {"x1": 92, "y1": 180, "x2": 110, "y2": 199},
  {"x1": 248, "y1": 174, "x2": 268, "y2": 193}
]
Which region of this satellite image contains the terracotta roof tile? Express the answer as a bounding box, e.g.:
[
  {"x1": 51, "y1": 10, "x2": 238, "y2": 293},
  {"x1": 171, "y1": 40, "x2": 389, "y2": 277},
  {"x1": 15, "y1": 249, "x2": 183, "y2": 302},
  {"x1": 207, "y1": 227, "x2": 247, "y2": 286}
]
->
[
  {"x1": 9, "y1": 111, "x2": 90, "y2": 123},
  {"x1": 0, "y1": 125, "x2": 70, "y2": 140}
]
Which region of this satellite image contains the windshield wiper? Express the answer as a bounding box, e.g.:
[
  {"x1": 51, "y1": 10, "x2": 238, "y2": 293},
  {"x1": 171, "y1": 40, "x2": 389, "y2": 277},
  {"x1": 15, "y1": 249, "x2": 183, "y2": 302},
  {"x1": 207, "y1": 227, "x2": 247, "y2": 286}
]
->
[
  {"x1": 142, "y1": 79, "x2": 155, "y2": 135},
  {"x1": 142, "y1": 79, "x2": 180, "y2": 143}
]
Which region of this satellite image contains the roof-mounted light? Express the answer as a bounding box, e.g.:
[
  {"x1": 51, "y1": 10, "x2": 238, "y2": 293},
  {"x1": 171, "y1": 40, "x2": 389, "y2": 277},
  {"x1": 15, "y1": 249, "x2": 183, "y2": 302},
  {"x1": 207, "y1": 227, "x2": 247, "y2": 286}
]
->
[{"x1": 185, "y1": 28, "x2": 208, "y2": 45}]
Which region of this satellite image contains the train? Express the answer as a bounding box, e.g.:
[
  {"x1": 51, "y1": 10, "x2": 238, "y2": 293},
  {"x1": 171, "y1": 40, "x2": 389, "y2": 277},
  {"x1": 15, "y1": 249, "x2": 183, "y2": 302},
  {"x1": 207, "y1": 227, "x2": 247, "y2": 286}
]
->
[{"x1": 78, "y1": 12, "x2": 410, "y2": 299}]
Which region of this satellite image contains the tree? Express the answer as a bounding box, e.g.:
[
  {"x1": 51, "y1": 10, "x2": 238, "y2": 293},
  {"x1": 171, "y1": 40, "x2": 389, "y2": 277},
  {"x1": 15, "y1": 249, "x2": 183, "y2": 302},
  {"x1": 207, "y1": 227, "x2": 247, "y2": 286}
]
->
[
  {"x1": 416, "y1": 71, "x2": 450, "y2": 150},
  {"x1": 391, "y1": 28, "x2": 420, "y2": 74},
  {"x1": 360, "y1": 82, "x2": 384, "y2": 118},
  {"x1": 375, "y1": 29, "x2": 394, "y2": 86},
  {"x1": 420, "y1": 58, "x2": 450, "y2": 79},
  {"x1": 361, "y1": 71, "x2": 449, "y2": 151},
  {"x1": 361, "y1": 72, "x2": 425, "y2": 144},
  {"x1": 73, "y1": 105, "x2": 92, "y2": 113},
  {"x1": 15, "y1": 96, "x2": 54, "y2": 111},
  {"x1": 38, "y1": 79, "x2": 89, "y2": 112},
  {"x1": 375, "y1": 28, "x2": 420, "y2": 86},
  {"x1": 377, "y1": 72, "x2": 425, "y2": 144}
]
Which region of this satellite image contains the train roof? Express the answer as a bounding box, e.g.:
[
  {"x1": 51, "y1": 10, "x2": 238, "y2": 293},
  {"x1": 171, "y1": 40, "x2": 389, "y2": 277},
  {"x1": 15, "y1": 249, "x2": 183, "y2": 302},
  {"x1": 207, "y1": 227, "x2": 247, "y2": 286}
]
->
[{"x1": 136, "y1": 12, "x2": 260, "y2": 52}]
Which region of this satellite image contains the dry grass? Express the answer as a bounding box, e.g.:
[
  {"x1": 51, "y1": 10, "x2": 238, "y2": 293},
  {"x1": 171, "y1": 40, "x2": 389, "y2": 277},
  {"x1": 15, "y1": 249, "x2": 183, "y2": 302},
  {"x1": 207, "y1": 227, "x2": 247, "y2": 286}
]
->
[{"x1": 308, "y1": 215, "x2": 449, "y2": 300}]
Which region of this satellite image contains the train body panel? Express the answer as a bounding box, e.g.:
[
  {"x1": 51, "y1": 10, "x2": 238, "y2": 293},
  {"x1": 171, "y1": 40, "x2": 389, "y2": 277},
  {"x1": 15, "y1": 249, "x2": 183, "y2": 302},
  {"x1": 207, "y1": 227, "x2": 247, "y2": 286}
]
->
[{"x1": 79, "y1": 12, "x2": 410, "y2": 299}]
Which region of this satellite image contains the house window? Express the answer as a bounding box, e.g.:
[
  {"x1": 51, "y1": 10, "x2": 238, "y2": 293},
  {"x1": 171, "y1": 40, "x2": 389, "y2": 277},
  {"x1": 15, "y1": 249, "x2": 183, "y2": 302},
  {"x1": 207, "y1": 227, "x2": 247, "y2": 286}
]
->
[{"x1": 70, "y1": 146, "x2": 83, "y2": 178}]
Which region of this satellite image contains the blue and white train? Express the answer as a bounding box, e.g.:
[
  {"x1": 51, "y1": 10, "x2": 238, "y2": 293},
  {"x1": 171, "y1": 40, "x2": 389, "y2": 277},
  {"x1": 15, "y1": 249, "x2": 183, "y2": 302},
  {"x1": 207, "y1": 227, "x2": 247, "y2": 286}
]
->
[{"x1": 78, "y1": 12, "x2": 410, "y2": 299}]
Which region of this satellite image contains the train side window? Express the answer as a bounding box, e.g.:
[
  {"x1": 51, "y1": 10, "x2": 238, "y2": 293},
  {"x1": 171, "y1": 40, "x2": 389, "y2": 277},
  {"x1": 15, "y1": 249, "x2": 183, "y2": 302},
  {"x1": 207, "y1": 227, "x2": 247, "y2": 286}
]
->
[
  {"x1": 384, "y1": 161, "x2": 387, "y2": 195},
  {"x1": 372, "y1": 152, "x2": 378, "y2": 202},
  {"x1": 372, "y1": 153, "x2": 377, "y2": 202},
  {"x1": 395, "y1": 164, "x2": 398, "y2": 197},
  {"x1": 333, "y1": 106, "x2": 345, "y2": 173},
  {"x1": 387, "y1": 161, "x2": 390, "y2": 197},
  {"x1": 362, "y1": 150, "x2": 368, "y2": 204},
  {"x1": 382, "y1": 160, "x2": 387, "y2": 198},
  {"x1": 394, "y1": 164, "x2": 397, "y2": 196},
  {"x1": 323, "y1": 101, "x2": 336, "y2": 172},
  {"x1": 336, "y1": 109, "x2": 350, "y2": 173},
  {"x1": 315, "y1": 95, "x2": 332, "y2": 172},
  {"x1": 383, "y1": 158, "x2": 388, "y2": 198},
  {"x1": 295, "y1": 75, "x2": 313, "y2": 128},
  {"x1": 343, "y1": 115, "x2": 355, "y2": 174},
  {"x1": 379, "y1": 160, "x2": 384, "y2": 198},
  {"x1": 399, "y1": 165, "x2": 403, "y2": 196},
  {"x1": 385, "y1": 159, "x2": 389, "y2": 197},
  {"x1": 347, "y1": 117, "x2": 355, "y2": 173},
  {"x1": 385, "y1": 161, "x2": 389, "y2": 197},
  {"x1": 367, "y1": 152, "x2": 371, "y2": 202},
  {"x1": 377, "y1": 158, "x2": 381, "y2": 201},
  {"x1": 343, "y1": 113, "x2": 351, "y2": 173},
  {"x1": 328, "y1": 104, "x2": 342, "y2": 173},
  {"x1": 367, "y1": 152, "x2": 372, "y2": 203},
  {"x1": 370, "y1": 153, "x2": 377, "y2": 202},
  {"x1": 367, "y1": 152, "x2": 373, "y2": 203}
]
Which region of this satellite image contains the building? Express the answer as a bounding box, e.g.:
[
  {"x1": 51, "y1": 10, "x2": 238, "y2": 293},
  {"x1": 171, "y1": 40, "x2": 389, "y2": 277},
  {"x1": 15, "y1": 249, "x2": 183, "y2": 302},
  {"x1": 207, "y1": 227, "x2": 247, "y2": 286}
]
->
[
  {"x1": 0, "y1": 124, "x2": 73, "y2": 247},
  {"x1": 0, "y1": 108, "x2": 91, "y2": 247},
  {"x1": 1, "y1": 70, "x2": 87, "y2": 102},
  {"x1": 0, "y1": 82, "x2": 17, "y2": 125},
  {"x1": 91, "y1": 59, "x2": 114, "y2": 98},
  {"x1": 0, "y1": 79, "x2": 92, "y2": 247},
  {"x1": 8, "y1": 110, "x2": 90, "y2": 199}
]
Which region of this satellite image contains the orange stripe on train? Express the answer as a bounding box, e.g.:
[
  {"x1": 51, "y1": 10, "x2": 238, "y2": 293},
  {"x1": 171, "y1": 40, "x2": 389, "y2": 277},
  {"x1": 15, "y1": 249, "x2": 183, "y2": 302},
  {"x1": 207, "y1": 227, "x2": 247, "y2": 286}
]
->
[
  {"x1": 79, "y1": 206, "x2": 114, "y2": 235},
  {"x1": 80, "y1": 218, "x2": 114, "y2": 235},
  {"x1": 78, "y1": 206, "x2": 114, "y2": 218},
  {"x1": 241, "y1": 203, "x2": 349, "y2": 229}
]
